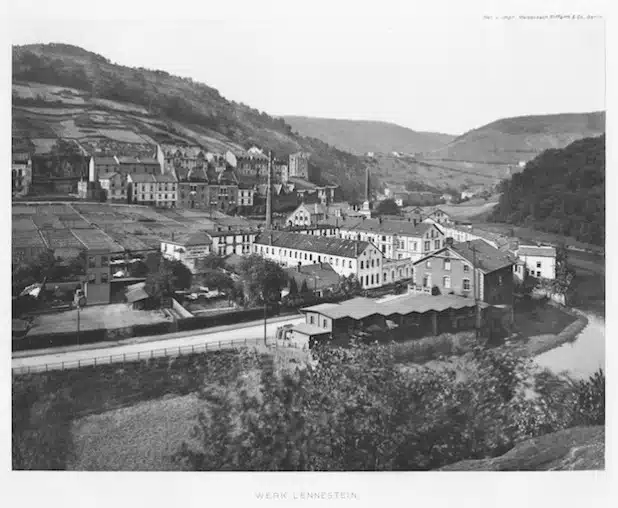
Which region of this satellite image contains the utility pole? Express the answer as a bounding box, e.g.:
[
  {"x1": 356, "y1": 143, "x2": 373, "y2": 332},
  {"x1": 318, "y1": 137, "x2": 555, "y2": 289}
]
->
[
  {"x1": 470, "y1": 242, "x2": 480, "y2": 340},
  {"x1": 265, "y1": 151, "x2": 272, "y2": 230}
]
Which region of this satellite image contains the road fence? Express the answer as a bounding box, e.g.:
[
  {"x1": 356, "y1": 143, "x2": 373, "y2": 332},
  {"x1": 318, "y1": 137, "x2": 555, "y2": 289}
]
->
[{"x1": 12, "y1": 336, "x2": 306, "y2": 376}]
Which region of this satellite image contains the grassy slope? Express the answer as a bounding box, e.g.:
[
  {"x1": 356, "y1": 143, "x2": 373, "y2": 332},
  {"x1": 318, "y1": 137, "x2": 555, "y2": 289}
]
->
[
  {"x1": 424, "y1": 112, "x2": 606, "y2": 164},
  {"x1": 282, "y1": 116, "x2": 455, "y2": 155}
]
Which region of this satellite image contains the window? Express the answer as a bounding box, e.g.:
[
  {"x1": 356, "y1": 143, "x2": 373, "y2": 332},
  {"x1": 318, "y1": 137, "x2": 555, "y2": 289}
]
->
[
  {"x1": 310, "y1": 315, "x2": 315, "y2": 324},
  {"x1": 443, "y1": 276, "x2": 451, "y2": 289},
  {"x1": 424, "y1": 241, "x2": 431, "y2": 251},
  {"x1": 536, "y1": 261, "x2": 542, "y2": 269},
  {"x1": 101, "y1": 273, "x2": 109, "y2": 284},
  {"x1": 536, "y1": 271, "x2": 541, "y2": 277},
  {"x1": 349, "y1": 260, "x2": 352, "y2": 268},
  {"x1": 498, "y1": 275, "x2": 504, "y2": 286},
  {"x1": 426, "y1": 260, "x2": 432, "y2": 269},
  {"x1": 463, "y1": 264, "x2": 470, "y2": 273},
  {"x1": 463, "y1": 278, "x2": 471, "y2": 291},
  {"x1": 413, "y1": 242, "x2": 417, "y2": 251},
  {"x1": 376, "y1": 274, "x2": 380, "y2": 284},
  {"x1": 434, "y1": 240, "x2": 441, "y2": 250},
  {"x1": 88, "y1": 256, "x2": 96, "y2": 269},
  {"x1": 323, "y1": 319, "x2": 328, "y2": 328},
  {"x1": 371, "y1": 274, "x2": 374, "y2": 284},
  {"x1": 423, "y1": 275, "x2": 429, "y2": 287},
  {"x1": 101, "y1": 256, "x2": 109, "y2": 267},
  {"x1": 361, "y1": 261, "x2": 364, "y2": 269},
  {"x1": 336, "y1": 258, "x2": 339, "y2": 266},
  {"x1": 88, "y1": 274, "x2": 96, "y2": 283}
]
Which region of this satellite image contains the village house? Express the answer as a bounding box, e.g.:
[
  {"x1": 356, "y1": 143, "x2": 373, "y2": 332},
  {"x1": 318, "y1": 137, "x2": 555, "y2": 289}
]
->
[
  {"x1": 422, "y1": 208, "x2": 453, "y2": 226},
  {"x1": 160, "y1": 232, "x2": 213, "y2": 273},
  {"x1": 88, "y1": 156, "x2": 119, "y2": 182},
  {"x1": 401, "y1": 206, "x2": 424, "y2": 226},
  {"x1": 439, "y1": 223, "x2": 516, "y2": 251},
  {"x1": 127, "y1": 173, "x2": 178, "y2": 208},
  {"x1": 209, "y1": 227, "x2": 258, "y2": 256},
  {"x1": 413, "y1": 239, "x2": 515, "y2": 305},
  {"x1": 283, "y1": 263, "x2": 341, "y2": 298},
  {"x1": 98, "y1": 172, "x2": 127, "y2": 202},
  {"x1": 287, "y1": 152, "x2": 311, "y2": 180},
  {"x1": 237, "y1": 184, "x2": 255, "y2": 207},
  {"x1": 253, "y1": 230, "x2": 385, "y2": 289},
  {"x1": 514, "y1": 245, "x2": 557, "y2": 281},
  {"x1": 12, "y1": 151, "x2": 32, "y2": 196}
]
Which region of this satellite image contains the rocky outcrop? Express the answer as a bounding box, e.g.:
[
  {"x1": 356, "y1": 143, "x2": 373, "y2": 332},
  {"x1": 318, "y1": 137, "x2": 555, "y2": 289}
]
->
[{"x1": 438, "y1": 426, "x2": 604, "y2": 471}]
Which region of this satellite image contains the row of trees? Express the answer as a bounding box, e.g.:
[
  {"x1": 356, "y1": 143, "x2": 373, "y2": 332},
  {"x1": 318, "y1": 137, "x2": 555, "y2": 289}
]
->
[{"x1": 174, "y1": 344, "x2": 605, "y2": 471}]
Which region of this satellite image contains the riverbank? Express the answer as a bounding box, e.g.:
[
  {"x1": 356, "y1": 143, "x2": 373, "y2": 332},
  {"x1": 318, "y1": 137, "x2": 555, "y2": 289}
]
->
[{"x1": 506, "y1": 305, "x2": 590, "y2": 359}]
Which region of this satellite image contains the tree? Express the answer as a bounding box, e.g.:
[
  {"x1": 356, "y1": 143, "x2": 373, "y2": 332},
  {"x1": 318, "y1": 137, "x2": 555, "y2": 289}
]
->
[
  {"x1": 337, "y1": 274, "x2": 362, "y2": 297},
  {"x1": 551, "y1": 245, "x2": 575, "y2": 302},
  {"x1": 375, "y1": 198, "x2": 400, "y2": 216},
  {"x1": 431, "y1": 285, "x2": 441, "y2": 296},
  {"x1": 200, "y1": 270, "x2": 234, "y2": 293},
  {"x1": 168, "y1": 259, "x2": 192, "y2": 290},
  {"x1": 144, "y1": 260, "x2": 177, "y2": 305},
  {"x1": 196, "y1": 254, "x2": 226, "y2": 272},
  {"x1": 238, "y1": 255, "x2": 286, "y2": 306},
  {"x1": 300, "y1": 279, "x2": 310, "y2": 294},
  {"x1": 288, "y1": 277, "x2": 299, "y2": 296}
]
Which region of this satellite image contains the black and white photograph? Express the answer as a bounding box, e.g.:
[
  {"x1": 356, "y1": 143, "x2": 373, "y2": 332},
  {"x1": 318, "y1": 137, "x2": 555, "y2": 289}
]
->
[{"x1": 4, "y1": 0, "x2": 611, "y2": 504}]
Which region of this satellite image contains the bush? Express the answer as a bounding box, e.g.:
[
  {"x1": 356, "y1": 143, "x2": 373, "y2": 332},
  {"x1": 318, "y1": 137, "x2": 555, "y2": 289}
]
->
[{"x1": 13, "y1": 328, "x2": 108, "y2": 351}]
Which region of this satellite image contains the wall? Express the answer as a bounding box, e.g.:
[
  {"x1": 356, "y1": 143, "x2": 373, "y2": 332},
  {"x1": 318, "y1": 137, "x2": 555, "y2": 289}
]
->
[
  {"x1": 414, "y1": 252, "x2": 475, "y2": 297},
  {"x1": 520, "y1": 255, "x2": 556, "y2": 280}
]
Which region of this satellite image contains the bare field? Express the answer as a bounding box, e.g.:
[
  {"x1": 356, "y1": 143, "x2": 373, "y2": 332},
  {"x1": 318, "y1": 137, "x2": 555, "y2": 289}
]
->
[
  {"x1": 69, "y1": 393, "x2": 205, "y2": 471},
  {"x1": 27, "y1": 304, "x2": 171, "y2": 336}
]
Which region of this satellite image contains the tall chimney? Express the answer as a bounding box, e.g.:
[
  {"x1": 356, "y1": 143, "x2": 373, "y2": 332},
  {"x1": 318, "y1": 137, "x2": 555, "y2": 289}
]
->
[
  {"x1": 365, "y1": 166, "x2": 371, "y2": 202},
  {"x1": 265, "y1": 150, "x2": 272, "y2": 230}
]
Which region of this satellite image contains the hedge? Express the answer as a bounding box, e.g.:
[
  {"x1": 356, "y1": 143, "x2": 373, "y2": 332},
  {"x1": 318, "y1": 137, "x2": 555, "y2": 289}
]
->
[{"x1": 14, "y1": 328, "x2": 108, "y2": 351}]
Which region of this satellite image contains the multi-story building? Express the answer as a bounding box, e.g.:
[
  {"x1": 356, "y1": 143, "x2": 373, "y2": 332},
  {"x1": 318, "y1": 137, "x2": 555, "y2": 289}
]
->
[
  {"x1": 337, "y1": 219, "x2": 445, "y2": 261},
  {"x1": 89, "y1": 156, "x2": 120, "y2": 181},
  {"x1": 117, "y1": 156, "x2": 161, "y2": 177},
  {"x1": 99, "y1": 172, "x2": 127, "y2": 202},
  {"x1": 237, "y1": 185, "x2": 255, "y2": 207},
  {"x1": 287, "y1": 152, "x2": 310, "y2": 180},
  {"x1": 514, "y1": 245, "x2": 556, "y2": 281},
  {"x1": 12, "y1": 152, "x2": 32, "y2": 195},
  {"x1": 160, "y1": 145, "x2": 207, "y2": 175},
  {"x1": 209, "y1": 227, "x2": 259, "y2": 256},
  {"x1": 160, "y1": 232, "x2": 213, "y2": 273},
  {"x1": 128, "y1": 173, "x2": 178, "y2": 208},
  {"x1": 439, "y1": 224, "x2": 515, "y2": 251},
  {"x1": 286, "y1": 203, "x2": 329, "y2": 226},
  {"x1": 422, "y1": 208, "x2": 453, "y2": 226},
  {"x1": 253, "y1": 230, "x2": 385, "y2": 289},
  {"x1": 413, "y1": 239, "x2": 515, "y2": 305}
]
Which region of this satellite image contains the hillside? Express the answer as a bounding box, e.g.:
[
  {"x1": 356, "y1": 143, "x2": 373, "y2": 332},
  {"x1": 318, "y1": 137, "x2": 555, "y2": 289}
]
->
[
  {"x1": 423, "y1": 112, "x2": 605, "y2": 164},
  {"x1": 282, "y1": 116, "x2": 454, "y2": 156},
  {"x1": 11, "y1": 43, "x2": 369, "y2": 199},
  {"x1": 489, "y1": 135, "x2": 605, "y2": 246}
]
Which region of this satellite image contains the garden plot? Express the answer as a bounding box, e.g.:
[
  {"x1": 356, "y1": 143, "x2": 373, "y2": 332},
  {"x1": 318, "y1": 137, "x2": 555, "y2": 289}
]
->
[
  {"x1": 41, "y1": 230, "x2": 85, "y2": 250},
  {"x1": 71, "y1": 229, "x2": 124, "y2": 252},
  {"x1": 12, "y1": 218, "x2": 38, "y2": 231}
]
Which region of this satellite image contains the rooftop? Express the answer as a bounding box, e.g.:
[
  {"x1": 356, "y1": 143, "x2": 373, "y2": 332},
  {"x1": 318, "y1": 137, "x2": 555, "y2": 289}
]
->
[
  {"x1": 284, "y1": 263, "x2": 341, "y2": 291},
  {"x1": 302, "y1": 294, "x2": 482, "y2": 320},
  {"x1": 450, "y1": 240, "x2": 514, "y2": 273},
  {"x1": 518, "y1": 245, "x2": 557, "y2": 258},
  {"x1": 292, "y1": 322, "x2": 332, "y2": 337},
  {"x1": 93, "y1": 156, "x2": 119, "y2": 165},
  {"x1": 165, "y1": 232, "x2": 213, "y2": 247},
  {"x1": 125, "y1": 282, "x2": 150, "y2": 303},
  {"x1": 343, "y1": 218, "x2": 435, "y2": 237},
  {"x1": 255, "y1": 230, "x2": 370, "y2": 258}
]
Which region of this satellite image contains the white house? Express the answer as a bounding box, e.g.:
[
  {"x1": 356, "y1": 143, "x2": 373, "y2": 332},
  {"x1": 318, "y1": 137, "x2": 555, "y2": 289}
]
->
[
  {"x1": 161, "y1": 233, "x2": 213, "y2": 273},
  {"x1": 253, "y1": 230, "x2": 385, "y2": 289},
  {"x1": 514, "y1": 245, "x2": 556, "y2": 280}
]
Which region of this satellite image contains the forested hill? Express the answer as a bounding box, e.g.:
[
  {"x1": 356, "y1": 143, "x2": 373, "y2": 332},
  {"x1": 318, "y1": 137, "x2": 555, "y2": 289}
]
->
[
  {"x1": 11, "y1": 43, "x2": 368, "y2": 199},
  {"x1": 489, "y1": 135, "x2": 605, "y2": 246}
]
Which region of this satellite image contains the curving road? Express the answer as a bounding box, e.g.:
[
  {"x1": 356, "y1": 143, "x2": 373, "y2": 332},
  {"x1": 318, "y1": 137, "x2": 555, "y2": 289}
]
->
[{"x1": 13, "y1": 315, "x2": 305, "y2": 374}]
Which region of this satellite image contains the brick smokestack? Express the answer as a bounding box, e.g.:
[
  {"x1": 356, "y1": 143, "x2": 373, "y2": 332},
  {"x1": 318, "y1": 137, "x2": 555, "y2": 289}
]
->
[
  {"x1": 365, "y1": 166, "x2": 371, "y2": 202},
  {"x1": 265, "y1": 150, "x2": 272, "y2": 230}
]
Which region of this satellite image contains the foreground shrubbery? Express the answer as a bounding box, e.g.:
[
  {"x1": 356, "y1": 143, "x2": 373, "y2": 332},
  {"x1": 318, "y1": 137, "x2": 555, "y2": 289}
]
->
[
  {"x1": 174, "y1": 345, "x2": 605, "y2": 471},
  {"x1": 13, "y1": 344, "x2": 605, "y2": 471}
]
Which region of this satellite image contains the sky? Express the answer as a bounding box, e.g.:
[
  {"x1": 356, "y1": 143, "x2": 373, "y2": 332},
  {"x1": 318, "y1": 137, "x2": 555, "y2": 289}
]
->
[{"x1": 8, "y1": 0, "x2": 607, "y2": 135}]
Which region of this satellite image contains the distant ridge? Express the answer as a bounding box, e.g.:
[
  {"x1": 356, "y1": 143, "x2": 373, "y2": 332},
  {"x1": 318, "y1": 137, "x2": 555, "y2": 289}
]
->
[{"x1": 282, "y1": 116, "x2": 455, "y2": 156}]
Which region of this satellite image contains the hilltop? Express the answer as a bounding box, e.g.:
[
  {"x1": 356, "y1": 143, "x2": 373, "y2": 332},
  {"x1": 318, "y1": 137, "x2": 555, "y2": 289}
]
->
[
  {"x1": 489, "y1": 134, "x2": 605, "y2": 246},
  {"x1": 423, "y1": 112, "x2": 605, "y2": 164},
  {"x1": 12, "y1": 43, "x2": 368, "y2": 199},
  {"x1": 281, "y1": 116, "x2": 454, "y2": 156}
]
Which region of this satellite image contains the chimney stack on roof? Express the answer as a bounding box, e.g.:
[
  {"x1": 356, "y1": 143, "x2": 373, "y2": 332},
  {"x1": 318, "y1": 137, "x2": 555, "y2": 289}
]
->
[{"x1": 269, "y1": 233, "x2": 273, "y2": 245}]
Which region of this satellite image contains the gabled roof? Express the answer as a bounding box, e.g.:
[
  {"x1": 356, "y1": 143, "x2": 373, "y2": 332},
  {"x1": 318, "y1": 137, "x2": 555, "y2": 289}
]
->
[
  {"x1": 414, "y1": 239, "x2": 514, "y2": 273},
  {"x1": 341, "y1": 218, "x2": 436, "y2": 237},
  {"x1": 518, "y1": 245, "x2": 556, "y2": 258},
  {"x1": 98, "y1": 171, "x2": 121, "y2": 180},
  {"x1": 125, "y1": 282, "x2": 150, "y2": 303},
  {"x1": 93, "y1": 156, "x2": 119, "y2": 165},
  {"x1": 255, "y1": 230, "x2": 371, "y2": 259},
  {"x1": 284, "y1": 263, "x2": 340, "y2": 291},
  {"x1": 165, "y1": 232, "x2": 213, "y2": 247},
  {"x1": 128, "y1": 174, "x2": 155, "y2": 183},
  {"x1": 117, "y1": 156, "x2": 140, "y2": 164},
  {"x1": 139, "y1": 157, "x2": 160, "y2": 165}
]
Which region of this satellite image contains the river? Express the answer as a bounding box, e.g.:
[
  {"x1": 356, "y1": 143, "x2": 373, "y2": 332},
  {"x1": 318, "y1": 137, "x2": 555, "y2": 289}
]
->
[{"x1": 534, "y1": 312, "x2": 605, "y2": 379}]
